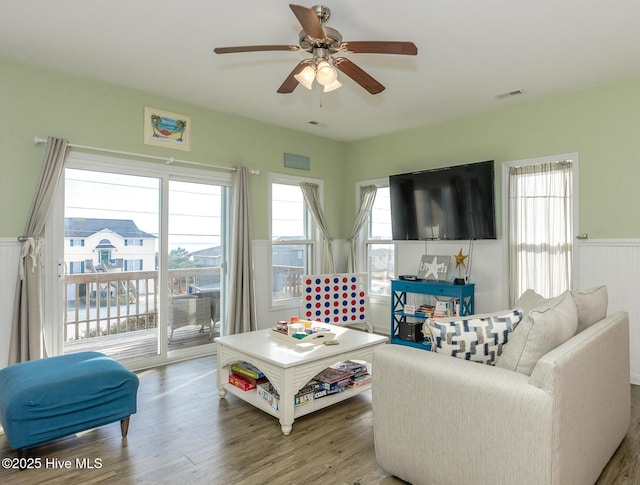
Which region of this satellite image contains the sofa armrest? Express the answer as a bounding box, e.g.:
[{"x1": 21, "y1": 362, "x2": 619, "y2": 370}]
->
[
  {"x1": 373, "y1": 345, "x2": 553, "y2": 485},
  {"x1": 529, "y1": 311, "x2": 630, "y2": 485}
]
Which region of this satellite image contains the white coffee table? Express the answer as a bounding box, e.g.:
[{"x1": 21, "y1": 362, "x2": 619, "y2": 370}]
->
[{"x1": 215, "y1": 324, "x2": 388, "y2": 435}]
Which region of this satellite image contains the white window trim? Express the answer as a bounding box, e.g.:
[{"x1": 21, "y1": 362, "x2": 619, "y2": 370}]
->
[
  {"x1": 501, "y1": 152, "x2": 579, "y2": 298},
  {"x1": 268, "y1": 172, "x2": 323, "y2": 310},
  {"x1": 356, "y1": 177, "x2": 395, "y2": 302}
]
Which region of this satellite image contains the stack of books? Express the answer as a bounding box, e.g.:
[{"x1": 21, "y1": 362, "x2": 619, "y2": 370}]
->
[
  {"x1": 240, "y1": 360, "x2": 372, "y2": 407},
  {"x1": 415, "y1": 304, "x2": 435, "y2": 317},
  {"x1": 312, "y1": 360, "x2": 371, "y2": 398},
  {"x1": 228, "y1": 361, "x2": 266, "y2": 391},
  {"x1": 432, "y1": 298, "x2": 461, "y2": 318},
  {"x1": 256, "y1": 380, "x2": 318, "y2": 410}
]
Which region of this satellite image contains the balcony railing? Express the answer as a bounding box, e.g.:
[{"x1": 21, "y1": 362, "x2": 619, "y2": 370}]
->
[
  {"x1": 64, "y1": 267, "x2": 220, "y2": 341},
  {"x1": 272, "y1": 265, "x2": 304, "y2": 300}
]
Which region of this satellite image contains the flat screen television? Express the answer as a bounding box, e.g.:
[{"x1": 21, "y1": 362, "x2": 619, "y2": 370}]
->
[{"x1": 389, "y1": 160, "x2": 496, "y2": 241}]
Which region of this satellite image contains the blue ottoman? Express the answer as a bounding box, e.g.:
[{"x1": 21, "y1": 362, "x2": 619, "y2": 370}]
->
[{"x1": 0, "y1": 351, "x2": 139, "y2": 451}]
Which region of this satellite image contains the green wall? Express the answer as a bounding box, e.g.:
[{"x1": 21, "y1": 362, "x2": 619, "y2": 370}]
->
[
  {"x1": 346, "y1": 76, "x2": 640, "y2": 239},
  {"x1": 2, "y1": 55, "x2": 640, "y2": 240},
  {"x1": 0, "y1": 56, "x2": 347, "y2": 240}
]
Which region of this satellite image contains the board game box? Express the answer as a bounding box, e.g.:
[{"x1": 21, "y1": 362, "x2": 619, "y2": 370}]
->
[{"x1": 229, "y1": 372, "x2": 257, "y2": 391}]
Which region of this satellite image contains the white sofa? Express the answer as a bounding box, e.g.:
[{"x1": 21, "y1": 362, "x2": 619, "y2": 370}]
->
[{"x1": 372, "y1": 288, "x2": 630, "y2": 485}]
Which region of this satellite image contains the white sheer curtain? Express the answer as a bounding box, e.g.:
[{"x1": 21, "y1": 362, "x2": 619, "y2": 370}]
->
[
  {"x1": 9, "y1": 137, "x2": 68, "y2": 364},
  {"x1": 299, "y1": 182, "x2": 334, "y2": 273},
  {"x1": 226, "y1": 167, "x2": 257, "y2": 335},
  {"x1": 508, "y1": 161, "x2": 573, "y2": 305},
  {"x1": 347, "y1": 185, "x2": 377, "y2": 272}
]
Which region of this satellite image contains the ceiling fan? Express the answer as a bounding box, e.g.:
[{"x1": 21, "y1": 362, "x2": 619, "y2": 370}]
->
[{"x1": 213, "y1": 4, "x2": 418, "y2": 95}]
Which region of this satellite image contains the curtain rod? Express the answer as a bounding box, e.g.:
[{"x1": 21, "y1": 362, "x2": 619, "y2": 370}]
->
[{"x1": 33, "y1": 137, "x2": 260, "y2": 175}]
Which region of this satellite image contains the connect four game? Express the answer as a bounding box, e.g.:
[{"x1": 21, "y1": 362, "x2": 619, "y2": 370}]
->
[{"x1": 302, "y1": 273, "x2": 368, "y2": 325}]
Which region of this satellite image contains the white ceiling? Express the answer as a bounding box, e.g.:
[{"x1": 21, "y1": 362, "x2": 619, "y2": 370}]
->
[{"x1": 2, "y1": 1, "x2": 640, "y2": 142}]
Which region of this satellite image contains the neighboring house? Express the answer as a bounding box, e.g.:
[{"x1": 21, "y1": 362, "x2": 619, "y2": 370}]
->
[
  {"x1": 272, "y1": 236, "x2": 306, "y2": 268},
  {"x1": 191, "y1": 246, "x2": 222, "y2": 268},
  {"x1": 369, "y1": 246, "x2": 394, "y2": 275},
  {"x1": 190, "y1": 246, "x2": 222, "y2": 290},
  {"x1": 65, "y1": 217, "x2": 157, "y2": 274}
]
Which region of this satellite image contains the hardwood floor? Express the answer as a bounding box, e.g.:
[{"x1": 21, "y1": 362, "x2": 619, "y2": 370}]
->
[{"x1": 0, "y1": 356, "x2": 638, "y2": 485}]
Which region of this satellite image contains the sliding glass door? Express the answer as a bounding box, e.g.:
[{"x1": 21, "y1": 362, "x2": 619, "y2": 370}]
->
[
  {"x1": 47, "y1": 153, "x2": 231, "y2": 367},
  {"x1": 166, "y1": 179, "x2": 228, "y2": 352},
  {"x1": 63, "y1": 168, "x2": 162, "y2": 361}
]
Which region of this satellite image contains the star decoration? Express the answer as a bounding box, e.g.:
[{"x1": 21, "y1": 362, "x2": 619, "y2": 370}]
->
[
  {"x1": 423, "y1": 256, "x2": 440, "y2": 280},
  {"x1": 455, "y1": 249, "x2": 468, "y2": 269}
]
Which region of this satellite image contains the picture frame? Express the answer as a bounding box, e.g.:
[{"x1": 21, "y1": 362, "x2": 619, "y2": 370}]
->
[{"x1": 143, "y1": 107, "x2": 191, "y2": 151}]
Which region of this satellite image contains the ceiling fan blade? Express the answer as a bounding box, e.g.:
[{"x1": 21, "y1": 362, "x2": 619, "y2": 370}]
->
[
  {"x1": 334, "y1": 58, "x2": 385, "y2": 95},
  {"x1": 289, "y1": 4, "x2": 325, "y2": 40},
  {"x1": 277, "y1": 61, "x2": 310, "y2": 94},
  {"x1": 340, "y1": 41, "x2": 418, "y2": 56},
  {"x1": 214, "y1": 45, "x2": 300, "y2": 54}
]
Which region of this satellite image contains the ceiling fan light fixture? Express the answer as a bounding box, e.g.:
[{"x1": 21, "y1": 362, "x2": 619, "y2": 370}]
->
[
  {"x1": 323, "y1": 79, "x2": 341, "y2": 93},
  {"x1": 215, "y1": 4, "x2": 418, "y2": 95},
  {"x1": 294, "y1": 65, "x2": 315, "y2": 90},
  {"x1": 315, "y1": 60, "x2": 337, "y2": 86}
]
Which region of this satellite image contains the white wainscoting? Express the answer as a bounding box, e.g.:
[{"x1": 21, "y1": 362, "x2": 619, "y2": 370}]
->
[
  {"x1": 0, "y1": 239, "x2": 21, "y2": 367},
  {"x1": 2, "y1": 238, "x2": 638, "y2": 382},
  {"x1": 393, "y1": 239, "x2": 507, "y2": 313},
  {"x1": 372, "y1": 238, "x2": 640, "y2": 384},
  {"x1": 368, "y1": 239, "x2": 506, "y2": 336},
  {"x1": 576, "y1": 240, "x2": 640, "y2": 384}
]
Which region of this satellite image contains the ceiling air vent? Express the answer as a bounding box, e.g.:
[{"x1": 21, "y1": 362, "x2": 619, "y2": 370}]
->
[
  {"x1": 307, "y1": 120, "x2": 328, "y2": 127},
  {"x1": 495, "y1": 89, "x2": 525, "y2": 99}
]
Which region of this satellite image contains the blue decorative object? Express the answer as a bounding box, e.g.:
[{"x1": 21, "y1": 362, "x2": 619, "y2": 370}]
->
[
  {"x1": 391, "y1": 279, "x2": 475, "y2": 350},
  {"x1": 0, "y1": 351, "x2": 139, "y2": 450}
]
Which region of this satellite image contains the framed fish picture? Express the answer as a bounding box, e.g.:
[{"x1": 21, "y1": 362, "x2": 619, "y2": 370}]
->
[{"x1": 143, "y1": 107, "x2": 191, "y2": 151}]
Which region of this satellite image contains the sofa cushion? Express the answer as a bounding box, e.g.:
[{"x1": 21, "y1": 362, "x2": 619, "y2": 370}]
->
[
  {"x1": 496, "y1": 291, "x2": 579, "y2": 376},
  {"x1": 515, "y1": 289, "x2": 545, "y2": 315},
  {"x1": 425, "y1": 309, "x2": 523, "y2": 365},
  {"x1": 571, "y1": 285, "x2": 608, "y2": 333}
]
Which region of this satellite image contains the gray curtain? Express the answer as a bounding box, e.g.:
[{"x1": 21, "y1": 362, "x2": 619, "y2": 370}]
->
[
  {"x1": 347, "y1": 185, "x2": 377, "y2": 273},
  {"x1": 226, "y1": 167, "x2": 257, "y2": 335},
  {"x1": 9, "y1": 137, "x2": 68, "y2": 364},
  {"x1": 299, "y1": 182, "x2": 334, "y2": 273}
]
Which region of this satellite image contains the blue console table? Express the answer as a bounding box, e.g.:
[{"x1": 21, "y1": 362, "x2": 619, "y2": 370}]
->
[{"x1": 390, "y1": 279, "x2": 475, "y2": 350}]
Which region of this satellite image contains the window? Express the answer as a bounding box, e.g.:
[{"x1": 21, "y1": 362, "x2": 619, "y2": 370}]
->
[
  {"x1": 69, "y1": 239, "x2": 84, "y2": 247},
  {"x1": 69, "y1": 261, "x2": 85, "y2": 274},
  {"x1": 505, "y1": 155, "x2": 576, "y2": 304},
  {"x1": 124, "y1": 259, "x2": 143, "y2": 271},
  {"x1": 124, "y1": 239, "x2": 143, "y2": 246},
  {"x1": 270, "y1": 175, "x2": 318, "y2": 305},
  {"x1": 361, "y1": 181, "x2": 395, "y2": 296}
]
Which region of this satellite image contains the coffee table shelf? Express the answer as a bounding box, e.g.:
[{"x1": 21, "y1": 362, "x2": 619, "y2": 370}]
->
[
  {"x1": 215, "y1": 324, "x2": 387, "y2": 435},
  {"x1": 221, "y1": 379, "x2": 372, "y2": 420}
]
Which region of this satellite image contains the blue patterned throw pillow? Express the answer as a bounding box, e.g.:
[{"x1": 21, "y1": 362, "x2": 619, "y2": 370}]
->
[{"x1": 425, "y1": 309, "x2": 523, "y2": 365}]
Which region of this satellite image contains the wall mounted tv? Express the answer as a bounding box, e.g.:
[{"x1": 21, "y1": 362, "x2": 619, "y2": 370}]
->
[{"x1": 389, "y1": 160, "x2": 496, "y2": 241}]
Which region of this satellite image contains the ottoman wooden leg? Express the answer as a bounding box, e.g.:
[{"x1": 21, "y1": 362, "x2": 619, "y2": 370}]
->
[{"x1": 120, "y1": 416, "x2": 131, "y2": 438}]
